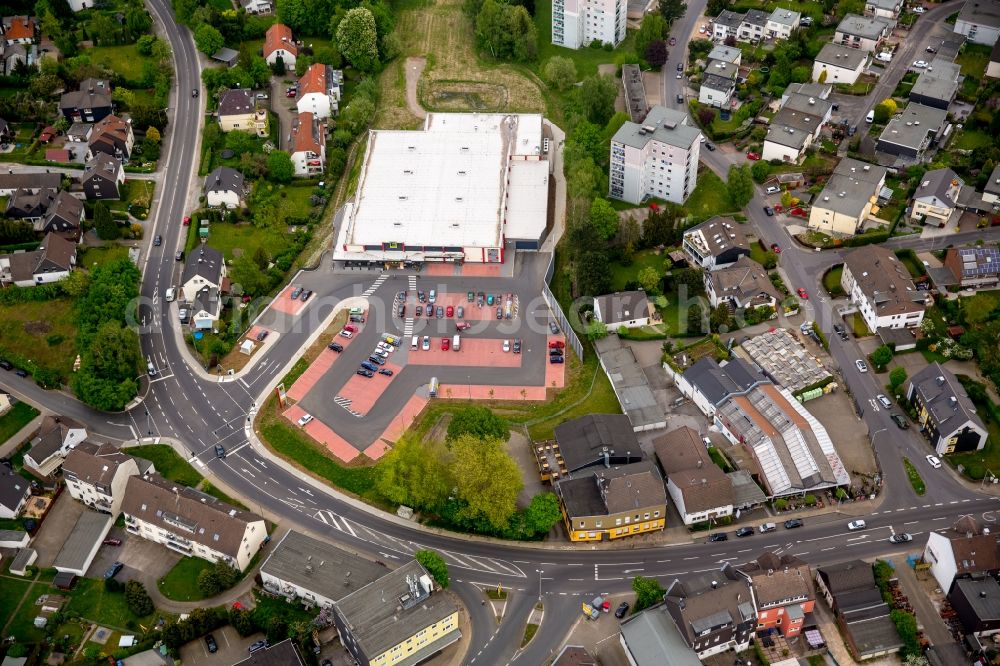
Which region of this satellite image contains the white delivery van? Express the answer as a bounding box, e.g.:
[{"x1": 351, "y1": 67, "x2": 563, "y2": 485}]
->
[
  {"x1": 411, "y1": 336, "x2": 419, "y2": 350},
  {"x1": 146, "y1": 356, "x2": 157, "y2": 376},
  {"x1": 452, "y1": 334, "x2": 461, "y2": 351}
]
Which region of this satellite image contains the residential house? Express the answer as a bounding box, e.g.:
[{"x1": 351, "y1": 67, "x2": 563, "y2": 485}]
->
[
  {"x1": 22, "y1": 415, "x2": 87, "y2": 479},
  {"x1": 943, "y1": 246, "x2": 1000, "y2": 289},
  {"x1": 737, "y1": 553, "x2": 815, "y2": 637},
  {"x1": 0, "y1": 172, "x2": 61, "y2": 196},
  {"x1": 6, "y1": 187, "x2": 58, "y2": 223},
  {"x1": 260, "y1": 530, "x2": 386, "y2": 609},
  {"x1": 217, "y1": 88, "x2": 267, "y2": 136},
  {"x1": 763, "y1": 91, "x2": 833, "y2": 163},
  {"x1": 3, "y1": 16, "x2": 34, "y2": 44},
  {"x1": 331, "y1": 559, "x2": 461, "y2": 666},
  {"x1": 923, "y1": 516, "x2": 1000, "y2": 592},
  {"x1": 988, "y1": 36, "x2": 1000, "y2": 78},
  {"x1": 808, "y1": 157, "x2": 887, "y2": 236},
  {"x1": 609, "y1": 106, "x2": 701, "y2": 205},
  {"x1": 707, "y1": 44, "x2": 742, "y2": 66},
  {"x1": 554, "y1": 461, "x2": 667, "y2": 542},
  {"x1": 62, "y1": 442, "x2": 147, "y2": 516},
  {"x1": 81, "y1": 153, "x2": 124, "y2": 201},
  {"x1": 954, "y1": 0, "x2": 1000, "y2": 45},
  {"x1": 59, "y1": 79, "x2": 112, "y2": 124},
  {"x1": 815, "y1": 560, "x2": 903, "y2": 660},
  {"x1": 263, "y1": 23, "x2": 297, "y2": 68},
  {"x1": 835, "y1": 13, "x2": 893, "y2": 51},
  {"x1": 2, "y1": 41, "x2": 29, "y2": 75},
  {"x1": 699, "y1": 72, "x2": 736, "y2": 108},
  {"x1": 910, "y1": 168, "x2": 963, "y2": 226},
  {"x1": 865, "y1": 0, "x2": 902, "y2": 20},
  {"x1": 712, "y1": 10, "x2": 744, "y2": 42},
  {"x1": 704, "y1": 256, "x2": 780, "y2": 313},
  {"x1": 121, "y1": 473, "x2": 267, "y2": 571},
  {"x1": 38, "y1": 191, "x2": 84, "y2": 241},
  {"x1": 593, "y1": 290, "x2": 651, "y2": 329},
  {"x1": 88, "y1": 114, "x2": 134, "y2": 162},
  {"x1": 765, "y1": 8, "x2": 801, "y2": 40},
  {"x1": 906, "y1": 363, "x2": 988, "y2": 455},
  {"x1": 949, "y1": 577, "x2": 1000, "y2": 637},
  {"x1": 841, "y1": 244, "x2": 925, "y2": 332},
  {"x1": 181, "y1": 245, "x2": 228, "y2": 329},
  {"x1": 682, "y1": 216, "x2": 749, "y2": 269},
  {"x1": 664, "y1": 565, "x2": 757, "y2": 659},
  {"x1": 238, "y1": 0, "x2": 273, "y2": 14},
  {"x1": 738, "y1": 9, "x2": 770, "y2": 43},
  {"x1": 551, "y1": 0, "x2": 627, "y2": 49},
  {"x1": 0, "y1": 467, "x2": 30, "y2": 520},
  {"x1": 909, "y1": 58, "x2": 961, "y2": 109},
  {"x1": 289, "y1": 111, "x2": 325, "y2": 177},
  {"x1": 985, "y1": 163, "x2": 1000, "y2": 208},
  {"x1": 297, "y1": 63, "x2": 344, "y2": 119},
  {"x1": 233, "y1": 639, "x2": 306, "y2": 666},
  {"x1": 204, "y1": 166, "x2": 247, "y2": 209},
  {"x1": 876, "y1": 102, "x2": 948, "y2": 158},
  {"x1": 652, "y1": 426, "x2": 734, "y2": 526},
  {"x1": 0, "y1": 233, "x2": 77, "y2": 288},
  {"x1": 618, "y1": 603, "x2": 703, "y2": 666},
  {"x1": 813, "y1": 43, "x2": 869, "y2": 85}
]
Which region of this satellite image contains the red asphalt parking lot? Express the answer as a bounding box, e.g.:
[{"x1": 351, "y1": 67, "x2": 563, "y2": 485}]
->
[
  {"x1": 413, "y1": 292, "x2": 513, "y2": 322},
  {"x1": 408, "y1": 338, "x2": 523, "y2": 367},
  {"x1": 270, "y1": 285, "x2": 311, "y2": 316},
  {"x1": 287, "y1": 335, "x2": 356, "y2": 401},
  {"x1": 282, "y1": 404, "x2": 360, "y2": 463},
  {"x1": 336, "y1": 360, "x2": 403, "y2": 415}
]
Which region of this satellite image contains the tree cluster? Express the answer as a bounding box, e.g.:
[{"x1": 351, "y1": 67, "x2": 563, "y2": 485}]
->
[
  {"x1": 125, "y1": 580, "x2": 155, "y2": 617},
  {"x1": 473, "y1": 0, "x2": 537, "y2": 62},
  {"x1": 197, "y1": 561, "x2": 241, "y2": 597},
  {"x1": 415, "y1": 550, "x2": 450, "y2": 588},
  {"x1": 632, "y1": 575, "x2": 666, "y2": 613}
]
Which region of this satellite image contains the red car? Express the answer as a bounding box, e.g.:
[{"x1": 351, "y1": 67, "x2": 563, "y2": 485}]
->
[
  {"x1": 456, "y1": 322, "x2": 471, "y2": 331},
  {"x1": 770, "y1": 243, "x2": 781, "y2": 254},
  {"x1": 103, "y1": 538, "x2": 122, "y2": 546},
  {"x1": 441, "y1": 338, "x2": 450, "y2": 351},
  {"x1": 746, "y1": 152, "x2": 761, "y2": 160},
  {"x1": 548, "y1": 340, "x2": 565, "y2": 349},
  {"x1": 182, "y1": 216, "x2": 191, "y2": 226},
  {"x1": 344, "y1": 324, "x2": 358, "y2": 333},
  {"x1": 446, "y1": 305, "x2": 454, "y2": 317},
  {"x1": 797, "y1": 288, "x2": 809, "y2": 299},
  {"x1": 286, "y1": 89, "x2": 297, "y2": 98}
]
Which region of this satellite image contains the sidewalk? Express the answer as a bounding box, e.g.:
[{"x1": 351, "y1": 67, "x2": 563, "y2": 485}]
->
[{"x1": 892, "y1": 557, "x2": 953, "y2": 648}]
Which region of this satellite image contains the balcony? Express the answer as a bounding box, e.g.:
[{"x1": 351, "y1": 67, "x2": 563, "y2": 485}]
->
[{"x1": 165, "y1": 540, "x2": 193, "y2": 556}]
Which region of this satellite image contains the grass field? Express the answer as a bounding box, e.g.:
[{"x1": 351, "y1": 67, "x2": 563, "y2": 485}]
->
[
  {"x1": 953, "y1": 130, "x2": 993, "y2": 151},
  {"x1": 0, "y1": 402, "x2": 40, "y2": 446},
  {"x1": 609, "y1": 249, "x2": 668, "y2": 292},
  {"x1": 85, "y1": 44, "x2": 148, "y2": 82},
  {"x1": 79, "y1": 245, "x2": 130, "y2": 271},
  {"x1": 65, "y1": 577, "x2": 153, "y2": 630},
  {"x1": 200, "y1": 223, "x2": 294, "y2": 262},
  {"x1": 823, "y1": 265, "x2": 844, "y2": 297},
  {"x1": 394, "y1": 0, "x2": 544, "y2": 115},
  {"x1": 3, "y1": 580, "x2": 53, "y2": 642},
  {"x1": 0, "y1": 575, "x2": 33, "y2": 633},
  {"x1": 956, "y1": 43, "x2": 991, "y2": 78},
  {"x1": 534, "y1": 0, "x2": 631, "y2": 78},
  {"x1": 685, "y1": 168, "x2": 738, "y2": 222},
  {"x1": 158, "y1": 557, "x2": 213, "y2": 601},
  {"x1": 0, "y1": 299, "x2": 79, "y2": 379},
  {"x1": 123, "y1": 444, "x2": 203, "y2": 487}
]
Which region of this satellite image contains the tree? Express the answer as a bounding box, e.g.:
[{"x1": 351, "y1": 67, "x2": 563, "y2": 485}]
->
[
  {"x1": 198, "y1": 568, "x2": 221, "y2": 597},
  {"x1": 638, "y1": 266, "x2": 660, "y2": 293},
  {"x1": 125, "y1": 580, "x2": 154, "y2": 616},
  {"x1": 266, "y1": 150, "x2": 295, "y2": 183},
  {"x1": 450, "y1": 434, "x2": 523, "y2": 530},
  {"x1": 523, "y1": 493, "x2": 562, "y2": 535},
  {"x1": 265, "y1": 616, "x2": 288, "y2": 644},
  {"x1": 963, "y1": 293, "x2": 997, "y2": 326},
  {"x1": 415, "y1": 550, "x2": 450, "y2": 588},
  {"x1": 727, "y1": 164, "x2": 754, "y2": 209},
  {"x1": 710, "y1": 304, "x2": 732, "y2": 332},
  {"x1": 377, "y1": 436, "x2": 453, "y2": 510},
  {"x1": 543, "y1": 56, "x2": 577, "y2": 91},
  {"x1": 589, "y1": 198, "x2": 619, "y2": 241},
  {"x1": 94, "y1": 201, "x2": 118, "y2": 240},
  {"x1": 780, "y1": 190, "x2": 793, "y2": 208},
  {"x1": 705, "y1": 0, "x2": 730, "y2": 15},
  {"x1": 145, "y1": 126, "x2": 161, "y2": 144},
  {"x1": 632, "y1": 575, "x2": 666, "y2": 613},
  {"x1": 336, "y1": 8, "x2": 380, "y2": 72},
  {"x1": 687, "y1": 302, "x2": 704, "y2": 335},
  {"x1": 194, "y1": 23, "x2": 225, "y2": 56},
  {"x1": 474, "y1": 0, "x2": 537, "y2": 62},
  {"x1": 580, "y1": 75, "x2": 618, "y2": 125},
  {"x1": 889, "y1": 366, "x2": 908, "y2": 391},
  {"x1": 447, "y1": 406, "x2": 509, "y2": 441},
  {"x1": 125, "y1": 6, "x2": 152, "y2": 35},
  {"x1": 873, "y1": 98, "x2": 897, "y2": 124},
  {"x1": 645, "y1": 41, "x2": 669, "y2": 69},
  {"x1": 658, "y1": 0, "x2": 686, "y2": 24},
  {"x1": 870, "y1": 344, "x2": 893, "y2": 369},
  {"x1": 635, "y1": 14, "x2": 667, "y2": 60},
  {"x1": 277, "y1": 0, "x2": 310, "y2": 33},
  {"x1": 818, "y1": 68, "x2": 828, "y2": 83},
  {"x1": 619, "y1": 215, "x2": 641, "y2": 248},
  {"x1": 229, "y1": 608, "x2": 255, "y2": 636},
  {"x1": 576, "y1": 250, "x2": 612, "y2": 296},
  {"x1": 751, "y1": 160, "x2": 770, "y2": 183}
]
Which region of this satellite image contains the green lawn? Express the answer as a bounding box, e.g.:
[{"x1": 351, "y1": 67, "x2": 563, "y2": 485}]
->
[
  {"x1": 902, "y1": 457, "x2": 926, "y2": 496},
  {"x1": 948, "y1": 395, "x2": 1000, "y2": 480},
  {"x1": 953, "y1": 130, "x2": 993, "y2": 151},
  {"x1": 122, "y1": 444, "x2": 203, "y2": 487},
  {"x1": 0, "y1": 299, "x2": 79, "y2": 380},
  {"x1": 823, "y1": 265, "x2": 844, "y2": 297},
  {"x1": 199, "y1": 223, "x2": 293, "y2": 262},
  {"x1": 685, "y1": 168, "x2": 737, "y2": 222},
  {"x1": 65, "y1": 577, "x2": 153, "y2": 630},
  {"x1": 609, "y1": 249, "x2": 668, "y2": 292},
  {"x1": 0, "y1": 575, "x2": 34, "y2": 633},
  {"x1": 85, "y1": 44, "x2": 148, "y2": 83},
  {"x1": 78, "y1": 245, "x2": 130, "y2": 271},
  {"x1": 849, "y1": 313, "x2": 872, "y2": 338},
  {"x1": 894, "y1": 249, "x2": 926, "y2": 279},
  {"x1": 956, "y1": 43, "x2": 991, "y2": 78},
  {"x1": 157, "y1": 557, "x2": 213, "y2": 601},
  {"x1": 0, "y1": 401, "x2": 40, "y2": 446}
]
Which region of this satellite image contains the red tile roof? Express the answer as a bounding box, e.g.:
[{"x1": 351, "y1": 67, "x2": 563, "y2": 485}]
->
[
  {"x1": 264, "y1": 23, "x2": 297, "y2": 59},
  {"x1": 5, "y1": 16, "x2": 35, "y2": 42},
  {"x1": 298, "y1": 63, "x2": 327, "y2": 95},
  {"x1": 291, "y1": 112, "x2": 323, "y2": 155}
]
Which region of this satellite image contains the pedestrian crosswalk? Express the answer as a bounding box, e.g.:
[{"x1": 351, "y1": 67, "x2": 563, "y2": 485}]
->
[
  {"x1": 403, "y1": 318, "x2": 414, "y2": 336},
  {"x1": 363, "y1": 273, "x2": 389, "y2": 297},
  {"x1": 407, "y1": 275, "x2": 417, "y2": 291},
  {"x1": 333, "y1": 395, "x2": 362, "y2": 417}
]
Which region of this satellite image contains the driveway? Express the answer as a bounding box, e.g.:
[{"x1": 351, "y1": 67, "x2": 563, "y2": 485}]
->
[
  {"x1": 269, "y1": 75, "x2": 299, "y2": 151},
  {"x1": 86, "y1": 527, "x2": 180, "y2": 583},
  {"x1": 180, "y1": 625, "x2": 265, "y2": 665}
]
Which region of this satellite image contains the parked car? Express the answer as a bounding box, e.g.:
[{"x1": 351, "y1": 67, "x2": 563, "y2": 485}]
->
[
  {"x1": 676, "y1": 94, "x2": 684, "y2": 104},
  {"x1": 416, "y1": 305, "x2": 423, "y2": 317},
  {"x1": 708, "y1": 533, "x2": 728, "y2": 542},
  {"x1": 290, "y1": 287, "x2": 303, "y2": 299},
  {"x1": 183, "y1": 216, "x2": 191, "y2": 225},
  {"x1": 763, "y1": 206, "x2": 774, "y2": 216},
  {"x1": 349, "y1": 315, "x2": 365, "y2": 323},
  {"x1": 704, "y1": 141, "x2": 716, "y2": 151},
  {"x1": 513, "y1": 339, "x2": 521, "y2": 353},
  {"x1": 784, "y1": 519, "x2": 803, "y2": 529},
  {"x1": 891, "y1": 413, "x2": 909, "y2": 429},
  {"x1": 487, "y1": 294, "x2": 495, "y2": 306},
  {"x1": 502, "y1": 339, "x2": 510, "y2": 353},
  {"x1": 297, "y1": 414, "x2": 314, "y2": 427},
  {"x1": 549, "y1": 356, "x2": 564, "y2": 364},
  {"x1": 441, "y1": 338, "x2": 450, "y2": 351},
  {"x1": 877, "y1": 394, "x2": 892, "y2": 409},
  {"x1": 456, "y1": 306, "x2": 464, "y2": 318},
  {"x1": 847, "y1": 520, "x2": 867, "y2": 531},
  {"x1": 735, "y1": 527, "x2": 754, "y2": 537},
  {"x1": 422, "y1": 336, "x2": 430, "y2": 351},
  {"x1": 286, "y1": 88, "x2": 297, "y2": 97},
  {"x1": 668, "y1": 37, "x2": 676, "y2": 46},
  {"x1": 446, "y1": 305, "x2": 454, "y2": 317},
  {"x1": 496, "y1": 307, "x2": 503, "y2": 319},
  {"x1": 765, "y1": 186, "x2": 780, "y2": 195},
  {"x1": 913, "y1": 60, "x2": 928, "y2": 68},
  {"x1": 926, "y1": 454, "x2": 942, "y2": 468},
  {"x1": 549, "y1": 348, "x2": 563, "y2": 356},
  {"x1": 889, "y1": 533, "x2": 913, "y2": 544},
  {"x1": 549, "y1": 321, "x2": 560, "y2": 334},
  {"x1": 912, "y1": 5, "x2": 925, "y2": 12},
  {"x1": 255, "y1": 330, "x2": 269, "y2": 342},
  {"x1": 797, "y1": 288, "x2": 808, "y2": 299},
  {"x1": 103, "y1": 538, "x2": 122, "y2": 546},
  {"x1": 205, "y1": 635, "x2": 218, "y2": 653},
  {"x1": 435, "y1": 306, "x2": 443, "y2": 318},
  {"x1": 467, "y1": 291, "x2": 475, "y2": 302},
  {"x1": 615, "y1": 602, "x2": 630, "y2": 618},
  {"x1": 104, "y1": 561, "x2": 124, "y2": 579},
  {"x1": 215, "y1": 445, "x2": 226, "y2": 458},
  {"x1": 378, "y1": 368, "x2": 394, "y2": 376},
  {"x1": 677, "y1": 62, "x2": 683, "y2": 72},
  {"x1": 746, "y1": 151, "x2": 761, "y2": 160},
  {"x1": 428, "y1": 289, "x2": 437, "y2": 303},
  {"x1": 397, "y1": 304, "x2": 405, "y2": 317},
  {"x1": 175, "y1": 250, "x2": 184, "y2": 261},
  {"x1": 300, "y1": 290, "x2": 312, "y2": 302},
  {"x1": 357, "y1": 368, "x2": 374, "y2": 377},
  {"x1": 770, "y1": 243, "x2": 781, "y2": 253},
  {"x1": 249, "y1": 640, "x2": 268, "y2": 654},
  {"x1": 0, "y1": 360, "x2": 13, "y2": 371},
  {"x1": 339, "y1": 329, "x2": 354, "y2": 339},
  {"x1": 855, "y1": 359, "x2": 868, "y2": 372},
  {"x1": 328, "y1": 342, "x2": 344, "y2": 352},
  {"x1": 344, "y1": 324, "x2": 358, "y2": 333},
  {"x1": 417, "y1": 290, "x2": 426, "y2": 302}
]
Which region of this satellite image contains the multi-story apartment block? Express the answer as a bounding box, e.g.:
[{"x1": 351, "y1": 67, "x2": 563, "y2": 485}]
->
[
  {"x1": 121, "y1": 474, "x2": 267, "y2": 571},
  {"x1": 841, "y1": 244, "x2": 926, "y2": 332},
  {"x1": 609, "y1": 106, "x2": 701, "y2": 205},
  {"x1": 62, "y1": 442, "x2": 149, "y2": 516},
  {"x1": 808, "y1": 158, "x2": 887, "y2": 236},
  {"x1": 551, "y1": 0, "x2": 627, "y2": 50},
  {"x1": 737, "y1": 553, "x2": 815, "y2": 637},
  {"x1": 664, "y1": 565, "x2": 757, "y2": 659}
]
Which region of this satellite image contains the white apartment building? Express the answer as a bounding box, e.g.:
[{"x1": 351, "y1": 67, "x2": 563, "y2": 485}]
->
[
  {"x1": 62, "y1": 442, "x2": 148, "y2": 516},
  {"x1": 609, "y1": 106, "x2": 702, "y2": 205},
  {"x1": 841, "y1": 244, "x2": 926, "y2": 333},
  {"x1": 812, "y1": 43, "x2": 869, "y2": 85},
  {"x1": 122, "y1": 474, "x2": 267, "y2": 571},
  {"x1": 552, "y1": 0, "x2": 626, "y2": 50},
  {"x1": 297, "y1": 64, "x2": 344, "y2": 120}
]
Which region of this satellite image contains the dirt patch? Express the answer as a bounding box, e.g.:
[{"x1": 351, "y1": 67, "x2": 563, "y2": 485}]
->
[
  {"x1": 405, "y1": 57, "x2": 428, "y2": 119},
  {"x1": 425, "y1": 81, "x2": 508, "y2": 112},
  {"x1": 23, "y1": 320, "x2": 52, "y2": 335}
]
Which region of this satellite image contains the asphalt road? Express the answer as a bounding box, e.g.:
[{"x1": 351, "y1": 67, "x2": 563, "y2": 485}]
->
[{"x1": 0, "y1": 2, "x2": 997, "y2": 664}]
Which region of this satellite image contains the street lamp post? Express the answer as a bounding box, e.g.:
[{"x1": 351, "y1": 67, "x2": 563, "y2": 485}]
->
[{"x1": 536, "y1": 569, "x2": 544, "y2": 600}]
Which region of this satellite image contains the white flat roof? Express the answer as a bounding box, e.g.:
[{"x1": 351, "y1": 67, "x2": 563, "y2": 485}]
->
[
  {"x1": 504, "y1": 160, "x2": 548, "y2": 241},
  {"x1": 342, "y1": 113, "x2": 546, "y2": 251}
]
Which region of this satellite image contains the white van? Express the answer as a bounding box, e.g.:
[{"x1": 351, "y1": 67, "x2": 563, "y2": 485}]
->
[
  {"x1": 452, "y1": 334, "x2": 461, "y2": 351},
  {"x1": 759, "y1": 522, "x2": 777, "y2": 533},
  {"x1": 411, "y1": 335, "x2": 419, "y2": 351},
  {"x1": 865, "y1": 109, "x2": 875, "y2": 123},
  {"x1": 146, "y1": 356, "x2": 157, "y2": 376},
  {"x1": 165, "y1": 287, "x2": 176, "y2": 302},
  {"x1": 875, "y1": 51, "x2": 892, "y2": 62}
]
